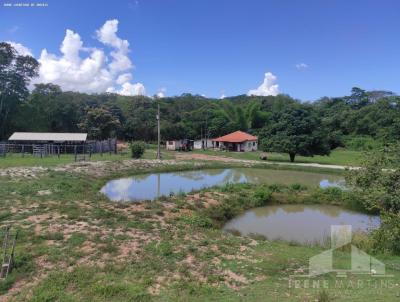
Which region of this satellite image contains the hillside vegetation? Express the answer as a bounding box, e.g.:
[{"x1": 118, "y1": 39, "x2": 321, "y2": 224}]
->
[{"x1": 2, "y1": 42, "x2": 399, "y2": 162}]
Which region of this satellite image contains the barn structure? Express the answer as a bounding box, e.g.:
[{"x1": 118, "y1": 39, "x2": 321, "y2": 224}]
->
[
  {"x1": 212, "y1": 130, "x2": 258, "y2": 152},
  {"x1": 7, "y1": 132, "x2": 88, "y2": 157},
  {"x1": 8, "y1": 132, "x2": 87, "y2": 144},
  {"x1": 2, "y1": 132, "x2": 117, "y2": 160}
]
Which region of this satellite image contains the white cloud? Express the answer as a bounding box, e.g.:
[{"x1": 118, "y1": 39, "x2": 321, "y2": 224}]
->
[
  {"x1": 16, "y1": 19, "x2": 146, "y2": 96},
  {"x1": 155, "y1": 87, "x2": 166, "y2": 98},
  {"x1": 36, "y1": 30, "x2": 113, "y2": 93},
  {"x1": 295, "y1": 63, "x2": 308, "y2": 70},
  {"x1": 7, "y1": 41, "x2": 33, "y2": 56},
  {"x1": 119, "y1": 82, "x2": 146, "y2": 96},
  {"x1": 116, "y1": 73, "x2": 132, "y2": 85},
  {"x1": 96, "y1": 19, "x2": 132, "y2": 74},
  {"x1": 156, "y1": 91, "x2": 165, "y2": 98},
  {"x1": 220, "y1": 93, "x2": 226, "y2": 99},
  {"x1": 247, "y1": 72, "x2": 279, "y2": 96}
]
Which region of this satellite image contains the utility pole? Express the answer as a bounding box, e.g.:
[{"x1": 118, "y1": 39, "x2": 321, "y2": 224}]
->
[
  {"x1": 200, "y1": 125, "x2": 204, "y2": 150},
  {"x1": 156, "y1": 102, "x2": 161, "y2": 160},
  {"x1": 205, "y1": 111, "x2": 208, "y2": 149}
]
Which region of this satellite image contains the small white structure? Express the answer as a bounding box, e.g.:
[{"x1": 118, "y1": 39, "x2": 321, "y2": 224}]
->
[
  {"x1": 166, "y1": 139, "x2": 193, "y2": 151},
  {"x1": 193, "y1": 139, "x2": 213, "y2": 150},
  {"x1": 166, "y1": 140, "x2": 182, "y2": 151}
]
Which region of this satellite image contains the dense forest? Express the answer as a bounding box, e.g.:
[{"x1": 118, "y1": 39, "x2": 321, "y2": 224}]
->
[{"x1": 1, "y1": 42, "x2": 400, "y2": 160}]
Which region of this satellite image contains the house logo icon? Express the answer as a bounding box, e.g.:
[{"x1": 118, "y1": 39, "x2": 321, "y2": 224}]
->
[{"x1": 308, "y1": 225, "x2": 386, "y2": 277}]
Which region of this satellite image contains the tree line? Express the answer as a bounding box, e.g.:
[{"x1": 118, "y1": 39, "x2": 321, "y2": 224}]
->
[{"x1": 1, "y1": 42, "x2": 399, "y2": 161}]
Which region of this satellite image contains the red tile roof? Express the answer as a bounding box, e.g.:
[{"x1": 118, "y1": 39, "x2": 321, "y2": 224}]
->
[{"x1": 212, "y1": 131, "x2": 258, "y2": 143}]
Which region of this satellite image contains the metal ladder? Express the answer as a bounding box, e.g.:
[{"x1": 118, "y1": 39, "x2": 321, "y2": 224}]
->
[{"x1": 0, "y1": 226, "x2": 17, "y2": 279}]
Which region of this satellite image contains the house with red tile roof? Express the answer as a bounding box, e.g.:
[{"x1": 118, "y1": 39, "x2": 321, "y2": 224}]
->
[{"x1": 212, "y1": 130, "x2": 258, "y2": 152}]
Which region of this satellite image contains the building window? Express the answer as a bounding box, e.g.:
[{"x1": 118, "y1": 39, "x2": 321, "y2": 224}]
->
[
  {"x1": 253, "y1": 142, "x2": 256, "y2": 146},
  {"x1": 168, "y1": 141, "x2": 174, "y2": 145}
]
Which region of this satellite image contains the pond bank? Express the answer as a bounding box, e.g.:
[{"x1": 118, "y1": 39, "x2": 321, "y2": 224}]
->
[{"x1": 1, "y1": 160, "x2": 398, "y2": 302}]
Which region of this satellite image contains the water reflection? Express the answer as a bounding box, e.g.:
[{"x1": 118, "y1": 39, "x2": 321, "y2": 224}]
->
[
  {"x1": 101, "y1": 168, "x2": 344, "y2": 202},
  {"x1": 319, "y1": 179, "x2": 346, "y2": 189},
  {"x1": 223, "y1": 204, "x2": 380, "y2": 244}
]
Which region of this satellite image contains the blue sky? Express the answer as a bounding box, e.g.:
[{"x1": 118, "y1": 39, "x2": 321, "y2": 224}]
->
[{"x1": 1, "y1": 0, "x2": 399, "y2": 100}]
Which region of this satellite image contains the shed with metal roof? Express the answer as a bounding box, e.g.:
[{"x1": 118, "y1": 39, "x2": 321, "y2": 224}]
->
[{"x1": 8, "y1": 132, "x2": 87, "y2": 143}]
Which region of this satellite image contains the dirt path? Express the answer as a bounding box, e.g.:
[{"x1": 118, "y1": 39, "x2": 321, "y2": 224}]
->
[{"x1": 175, "y1": 152, "x2": 359, "y2": 170}]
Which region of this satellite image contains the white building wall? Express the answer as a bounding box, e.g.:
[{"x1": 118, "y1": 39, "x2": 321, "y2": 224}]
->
[
  {"x1": 193, "y1": 141, "x2": 202, "y2": 150},
  {"x1": 166, "y1": 141, "x2": 176, "y2": 150},
  {"x1": 194, "y1": 139, "x2": 213, "y2": 150},
  {"x1": 241, "y1": 140, "x2": 258, "y2": 151},
  {"x1": 166, "y1": 140, "x2": 182, "y2": 150}
]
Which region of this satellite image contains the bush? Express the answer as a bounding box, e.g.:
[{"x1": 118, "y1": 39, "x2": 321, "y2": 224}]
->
[
  {"x1": 343, "y1": 135, "x2": 382, "y2": 151},
  {"x1": 130, "y1": 141, "x2": 145, "y2": 159},
  {"x1": 179, "y1": 214, "x2": 213, "y2": 228},
  {"x1": 289, "y1": 183, "x2": 307, "y2": 191},
  {"x1": 253, "y1": 186, "x2": 272, "y2": 206},
  {"x1": 370, "y1": 212, "x2": 400, "y2": 254}
]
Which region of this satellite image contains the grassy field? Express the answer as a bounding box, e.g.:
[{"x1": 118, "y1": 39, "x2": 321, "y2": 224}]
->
[
  {"x1": 0, "y1": 148, "x2": 175, "y2": 169},
  {"x1": 0, "y1": 160, "x2": 399, "y2": 301},
  {"x1": 0, "y1": 145, "x2": 363, "y2": 170},
  {"x1": 192, "y1": 148, "x2": 364, "y2": 166}
]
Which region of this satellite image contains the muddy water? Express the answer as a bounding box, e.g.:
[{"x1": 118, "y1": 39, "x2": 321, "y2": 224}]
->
[
  {"x1": 101, "y1": 168, "x2": 344, "y2": 202},
  {"x1": 223, "y1": 204, "x2": 379, "y2": 244}
]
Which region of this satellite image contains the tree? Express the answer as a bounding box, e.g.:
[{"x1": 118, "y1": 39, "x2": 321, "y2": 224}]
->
[
  {"x1": 0, "y1": 42, "x2": 39, "y2": 139},
  {"x1": 78, "y1": 107, "x2": 121, "y2": 139},
  {"x1": 14, "y1": 84, "x2": 62, "y2": 132},
  {"x1": 345, "y1": 87, "x2": 370, "y2": 109},
  {"x1": 259, "y1": 106, "x2": 330, "y2": 162},
  {"x1": 235, "y1": 107, "x2": 247, "y2": 131},
  {"x1": 246, "y1": 101, "x2": 270, "y2": 129},
  {"x1": 346, "y1": 144, "x2": 400, "y2": 253}
]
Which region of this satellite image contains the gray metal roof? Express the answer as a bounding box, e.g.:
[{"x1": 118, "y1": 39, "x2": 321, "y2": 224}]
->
[{"x1": 8, "y1": 132, "x2": 87, "y2": 142}]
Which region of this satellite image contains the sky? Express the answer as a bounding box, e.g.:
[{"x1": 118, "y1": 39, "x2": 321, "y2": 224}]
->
[{"x1": 1, "y1": 0, "x2": 399, "y2": 100}]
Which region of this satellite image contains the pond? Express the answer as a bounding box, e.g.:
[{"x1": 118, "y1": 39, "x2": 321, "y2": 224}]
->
[
  {"x1": 223, "y1": 204, "x2": 380, "y2": 244},
  {"x1": 100, "y1": 168, "x2": 344, "y2": 202}
]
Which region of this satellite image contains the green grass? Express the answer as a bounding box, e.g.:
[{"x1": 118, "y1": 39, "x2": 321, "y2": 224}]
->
[
  {"x1": 0, "y1": 148, "x2": 174, "y2": 168},
  {"x1": 193, "y1": 148, "x2": 364, "y2": 166},
  {"x1": 1, "y1": 161, "x2": 399, "y2": 301}
]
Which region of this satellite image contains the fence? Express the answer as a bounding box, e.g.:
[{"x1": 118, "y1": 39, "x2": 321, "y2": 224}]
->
[
  {"x1": 87, "y1": 139, "x2": 117, "y2": 154},
  {"x1": 0, "y1": 138, "x2": 117, "y2": 161}
]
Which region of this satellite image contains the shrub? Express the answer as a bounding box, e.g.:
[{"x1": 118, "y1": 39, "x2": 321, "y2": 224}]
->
[
  {"x1": 289, "y1": 183, "x2": 307, "y2": 191},
  {"x1": 179, "y1": 214, "x2": 213, "y2": 228},
  {"x1": 268, "y1": 183, "x2": 283, "y2": 192},
  {"x1": 370, "y1": 212, "x2": 400, "y2": 254},
  {"x1": 130, "y1": 141, "x2": 146, "y2": 159},
  {"x1": 343, "y1": 135, "x2": 382, "y2": 151},
  {"x1": 253, "y1": 186, "x2": 272, "y2": 206}
]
